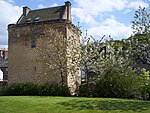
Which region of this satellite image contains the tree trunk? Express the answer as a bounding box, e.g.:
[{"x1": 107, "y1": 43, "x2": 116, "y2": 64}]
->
[{"x1": 60, "y1": 71, "x2": 64, "y2": 85}]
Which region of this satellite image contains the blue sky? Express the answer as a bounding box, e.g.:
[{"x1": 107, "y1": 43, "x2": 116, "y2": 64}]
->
[{"x1": 0, "y1": 0, "x2": 149, "y2": 48}]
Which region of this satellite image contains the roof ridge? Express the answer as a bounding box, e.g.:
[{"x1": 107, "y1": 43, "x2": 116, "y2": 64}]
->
[{"x1": 31, "y1": 5, "x2": 65, "y2": 12}]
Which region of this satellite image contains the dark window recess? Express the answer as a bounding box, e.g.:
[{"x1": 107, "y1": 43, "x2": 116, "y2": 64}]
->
[
  {"x1": 34, "y1": 67, "x2": 36, "y2": 72},
  {"x1": 31, "y1": 39, "x2": 36, "y2": 48}
]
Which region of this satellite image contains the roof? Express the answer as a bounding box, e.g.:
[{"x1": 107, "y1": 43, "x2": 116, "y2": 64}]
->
[
  {"x1": 0, "y1": 58, "x2": 8, "y2": 68},
  {"x1": 18, "y1": 5, "x2": 66, "y2": 24}
]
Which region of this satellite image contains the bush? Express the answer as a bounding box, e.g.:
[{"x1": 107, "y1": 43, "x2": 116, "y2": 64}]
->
[
  {"x1": 140, "y1": 79, "x2": 150, "y2": 100},
  {"x1": 78, "y1": 84, "x2": 88, "y2": 97},
  {"x1": 94, "y1": 74, "x2": 142, "y2": 99},
  {"x1": 0, "y1": 83, "x2": 70, "y2": 96},
  {"x1": 79, "y1": 69, "x2": 143, "y2": 99},
  {"x1": 1, "y1": 83, "x2": 39, "y2": 96}
]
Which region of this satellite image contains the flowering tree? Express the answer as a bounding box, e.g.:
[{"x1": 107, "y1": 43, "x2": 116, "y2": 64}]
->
[
  {"x1": 132, "y1": 6, "x2": 150, "y2": 35},
  {"x1": 35, "y1": 28, "x2": 80, "y2": 88}
]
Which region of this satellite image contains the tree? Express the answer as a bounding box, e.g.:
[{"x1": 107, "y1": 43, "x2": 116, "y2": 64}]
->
[
  {"x1": 131, "y1": 6, "x2": 150, "y2": 35},
  {"x1": 80, "y1": 35, "x2": 132, "y2": 96},
  {"x1": 79, "y1": 35, "x2": 142, "y2": 98},
  {"x1": 80, "y1": 35, "x2": 107, "y2": 96},
  {"x1": 35, "y1": 28, "x2": 80, "y2": 89},
  {"x1": 130, "y1": 6, "x2": 150, "y2": 65},
  {"x1": 80, "y1": 6, "x2": 150, "y2": 98}
]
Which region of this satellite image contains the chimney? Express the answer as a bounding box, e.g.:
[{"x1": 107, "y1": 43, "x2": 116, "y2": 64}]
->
[
  {"x1": 65, "y1": 1, "x2": 71, "y2": 21},
  {"x1": 23, "y1": 6, "x2": 31, "y2": 16}
]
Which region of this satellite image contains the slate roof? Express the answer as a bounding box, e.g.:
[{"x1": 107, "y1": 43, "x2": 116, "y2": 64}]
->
[
  {"x1": 0, "y1": 58, "x2": 8, "y2": 68},
  {"x1": 18, "y1": 5, "x2": 66, "y2": 24}
]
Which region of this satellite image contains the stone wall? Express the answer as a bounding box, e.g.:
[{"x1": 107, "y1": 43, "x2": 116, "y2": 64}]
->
[
  {"x1": 66, "y1": 23, "x2": 81, "y2": 94},
  {"x1": 8, "y1": 20, "x2": 81, "y2": 94}
]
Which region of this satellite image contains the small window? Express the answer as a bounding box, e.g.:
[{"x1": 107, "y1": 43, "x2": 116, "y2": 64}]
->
[
  {"x1": 34, "y1": 67, "x2": 36, "y2": 72},
  {"x1": 31, "y1": 39, "x2": 36, "y2": 48}
]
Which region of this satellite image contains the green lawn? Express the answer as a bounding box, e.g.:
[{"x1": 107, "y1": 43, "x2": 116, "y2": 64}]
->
[{"x1": 0, "y1": 96, "x2": 150, "y2": 113}]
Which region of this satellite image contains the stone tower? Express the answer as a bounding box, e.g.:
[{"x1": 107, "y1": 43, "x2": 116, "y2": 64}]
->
[{"x1": 8, "y1": 1, "x2": 81, "y2": 94}]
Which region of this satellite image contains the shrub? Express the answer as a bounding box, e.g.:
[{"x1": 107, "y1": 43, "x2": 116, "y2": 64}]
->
[
  {"x1": 79, "y1": 69, "x2": 143, "y2": 99},
  {"x1": 145, "y1": 83, "x2": 150, "y2": 100},
  {"x1": 57, "y1": 85, "x2": 70, "y2": 96},
  {"x1": 0, "y1": 83, "x2": 70, "y2": 96},
  {"x1": 1, "y1": 83, "x2": 39, "y2": 96},
  {"x1": 78, "y1": 84, "x2": 88, "y2": 97},
  {"x1": 94, "y1": 74, "x2": 142, "y2": 99},
  {"x1": 0, "y1": 87, "x2": 3, "y2": 95},
  {"x1": 140, "y1": 79, "x2": 150, "y2": 100}
]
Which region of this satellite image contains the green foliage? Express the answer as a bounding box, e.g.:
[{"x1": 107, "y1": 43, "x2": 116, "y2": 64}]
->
[
  {"x1": 78, "y1": 5, "x2": 150, "y2": 100},
  {"x1": 78, "y1": 84, "x2": 88, "y2": 97},
  {"x1": 79, "y1": 68, "x2": 143, "y2": 99},
  {"x1": 79, "y1": 36, "x2": 146, "y2": 99},
  {"x1": 130, "y1": 6, "x2": 150, "y2": 65},
  {"x1": 128, "y1": 33, "x2": 150, "y2": 65},
  {"x1": 140, "y1": 69, "x2": 150, "y2": 100},
  {"x1": 131, "y1": 6, "x2": 150, "y2": 35},
  {"x1": 94, "y1": 72, "x2": 142, "y2": 99},
  {"x1": 78, "y1": 84, "x2": 86, "y2": 97},
  {"x1": 141, "y1": 68, "x2": 150, "y2": 80},
  {"x1": 144, "y1": 82, "x2": 150, "y2": 100},
  {"x1": 80, "y1": 35, "x2": 106, "y2": 96},
  {"x1": 0, "y1": 83, "x2": 70, "y2": 96}
]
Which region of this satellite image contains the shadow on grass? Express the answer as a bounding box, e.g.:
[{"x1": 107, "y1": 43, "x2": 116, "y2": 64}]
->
[{"x1": 57, "y1": 99, "x2": 150, "y2": 112}]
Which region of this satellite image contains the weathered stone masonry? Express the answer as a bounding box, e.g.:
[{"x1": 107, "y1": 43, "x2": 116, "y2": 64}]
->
[{"x1": 8, "y1": 1, "x2": 81, "y2": 94}]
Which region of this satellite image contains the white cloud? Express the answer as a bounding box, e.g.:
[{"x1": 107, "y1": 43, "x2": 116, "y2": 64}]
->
[
  {"x1": 72, "y1": 0, "x2": 149, "y2": 40},
  {"x1": 72, "y1": 0, "x2": 149, "y2": 24},
  {"x1": 0, "y1": 0, "x2": 22, "y2": 48},
  {"x1": 72, "y1": 0, "x2": 124, "y2": 24},
  {"x1": 38, "y1": 3, "x2": 58, "y2": 9},
  {"x1": 36, "y1": 0, "x2": 46, "y2": 1},
  {"x1": 72, "y1": 7, "x2": 97, "y2": 24},
  {"x1": 127, "y1": 1, "x2": 149, "y2": 9},
  {"x1": 0, "y1": 45, "x2": 8, "y2": 48},
  {"x1": 123, "y1": 9, "x2": 132, "y2": 14},
  {"x1": 88, "y1": 16, "x2": 132, "y2": 40},
  {"x1": 50, "y1": 3, "x2": 58, "y2": 7},
  {"x1": 37, "y1": 4, "x2": 46, "y2": 8},
  {"x1": 2, "y1": 0, "x2": 15, "y2": 4}
]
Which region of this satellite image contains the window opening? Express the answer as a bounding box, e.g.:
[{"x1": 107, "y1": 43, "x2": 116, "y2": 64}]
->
[{"x1": 31, "y1": 39, "x2": 36, "y2": 48}]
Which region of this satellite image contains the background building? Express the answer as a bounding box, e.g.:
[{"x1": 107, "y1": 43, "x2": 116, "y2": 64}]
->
[{"x1": 0, "y1": 48, "x2": 8, "y2": 86}]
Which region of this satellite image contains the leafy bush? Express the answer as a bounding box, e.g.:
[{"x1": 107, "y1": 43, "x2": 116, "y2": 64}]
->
[
  {"x1": 0, "y1": 83, "x2": 70, "y2": 96},
  {"x1": 78, "y1": 84, "x2": 88, "y2": 97},
  {"x1": 145, "y1": 83, "x2": 150, "y2": 100},
  {"x1": 140, "y1": 79, "x2": 150, "y2": 100},
  {"x1": 79, "y1": 68, "x2": 143, "y2": 99},
  {"x1": 94, "y1": 74, "x2": 142, "y2": 99}
]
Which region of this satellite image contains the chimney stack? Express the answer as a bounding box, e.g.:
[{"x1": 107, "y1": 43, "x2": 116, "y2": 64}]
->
[
  {"x1": 65, "y1": 1, "x2": 71, "y2": 21},
  {"x1": 23, "y1": 6, "x2": 31, "y2": 16}
]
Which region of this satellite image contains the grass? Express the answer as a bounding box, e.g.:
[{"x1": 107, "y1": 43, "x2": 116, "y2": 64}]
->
[{"x1": 0, "y1": 96, "x2": 150, "y2": 113}]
